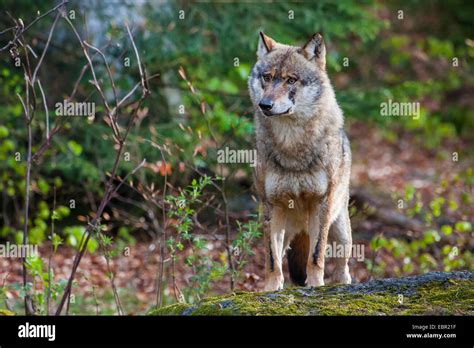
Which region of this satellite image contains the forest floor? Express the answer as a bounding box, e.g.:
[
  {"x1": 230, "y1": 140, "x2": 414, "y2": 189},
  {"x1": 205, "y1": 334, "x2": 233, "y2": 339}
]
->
[{"x1": 1, "y1": 119, "x2": 472, "y2": 314}]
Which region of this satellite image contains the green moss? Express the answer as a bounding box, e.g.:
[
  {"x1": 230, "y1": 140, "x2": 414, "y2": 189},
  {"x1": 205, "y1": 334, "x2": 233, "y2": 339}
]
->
[
  {"x1": 148, "y1": 271, "x2": 474, "y2": 316},
  {"x1": 0, "y1": 309, "x2": 14, "y2": 316},
  {"x1": 148, "y1": 302, "x2": 191, "y2": 315}
]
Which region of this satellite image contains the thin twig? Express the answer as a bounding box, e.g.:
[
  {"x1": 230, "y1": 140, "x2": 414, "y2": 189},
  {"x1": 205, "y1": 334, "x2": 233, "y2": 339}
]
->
[
  {"x1": 46, "y1": 187, "x2": 57, "y2": 315},
  {"x1": 177, "y1": 66, "x2": 236, "y2": 290},
  {"x1": 55, "y1": 18, "x2": 152, "y2": 313},
  {"x1": 37, "y1": 79, "x2": 49, "y2": 139},
  {"x1": 125, "y1": 23, "x2": 148, "y2": 97},
  {"x1": 0, "y1": 0, "x2": 68, "y2": 52},
  {"x1": 155, "y1": 148, "x2": 168, "y2": 308},
  {"x1": 18, "y1": 93, "x2": 33, "y2": 315},
  {"x1": 56, "y1": 150, "x2": 147, "y2": 315},
  {"x1": 31, "y1": 12, "x2": 60, "y2": 85},
  {"x1": 17, "y1": 36, "x2": 36, "y2": 314},
  {"x1": 83, "y1": 41, "x2": 119, "y2": 112},
  {"x1": 98, "y1": 229, "x2": 124, "y2": 315},
  {"x1": 63, "y1": 16, "x2": 121, "y2": 140}
]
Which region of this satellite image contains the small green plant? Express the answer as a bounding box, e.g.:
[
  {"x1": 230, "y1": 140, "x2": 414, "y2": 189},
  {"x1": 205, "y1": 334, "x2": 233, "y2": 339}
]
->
[
  {"x1": 231, "y1": 217, "x2": 262, "y2": 284},
  {"x1": 165, "y1": 176, "x2": 264, "y2": 303},
  {"x1": 23, "y1": 254, "x2": 68, "y2": 315},
  {"x1": 166, "y1": 175, "x2": 224, "y2": 303},
  {"x1": 368, "y1": 169, "x2": 473, "y2": 276}
]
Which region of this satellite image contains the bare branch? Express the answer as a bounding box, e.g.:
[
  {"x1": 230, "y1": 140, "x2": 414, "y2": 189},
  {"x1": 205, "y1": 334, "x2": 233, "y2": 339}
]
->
[
  {"x1": 32, "y1": 12, "x2": 60, "y2": 85},
  {"x1": 16, "y1": 93, "x2": 28, "y2": 120},
  {"x1": 111, "y1": 73, "x2": 160, "y2": 115},
  {"x1": 63, "y1": 16, "x2": 121, "y2": 140},
  {"x1": 125, "y1": 22, "x2": 149, "y2": 97},
  {"x1": 110, "y1": 158, "x2": 147, "y2": 197},
  {"x1": 55, "y1": 19, "x2": 154, "y2": 315},
  {"x1": 83, "y1": 40, "x2": 119, "y2": 111},
  {"x1": 36, "y1": 80, "x2": 50, "y2": 139},
  {"x1": 0, "y1": 0, "x2": 68, "y2": 52}
]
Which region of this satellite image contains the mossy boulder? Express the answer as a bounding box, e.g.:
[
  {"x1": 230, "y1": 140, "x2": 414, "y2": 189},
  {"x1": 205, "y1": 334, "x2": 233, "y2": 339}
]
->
[{"x1": 148, "y1": 271, "x2": 474, "y2": 315}]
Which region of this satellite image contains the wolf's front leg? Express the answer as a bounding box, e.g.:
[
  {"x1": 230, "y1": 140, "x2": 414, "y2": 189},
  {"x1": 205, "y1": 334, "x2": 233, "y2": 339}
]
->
[
  {"x1": 306, "y1": 206, "x2": 325, "y2": 286},
  {"x1": 328, "y1": 207, "x2": 352, "y2": 284},
  {"x1": 264, "y1": 206, "x2": 287, "y2": 291}
]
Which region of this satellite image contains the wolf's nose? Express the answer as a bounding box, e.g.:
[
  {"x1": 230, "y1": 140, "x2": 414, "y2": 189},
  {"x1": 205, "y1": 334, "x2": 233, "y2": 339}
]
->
[{"x1": 259, "y1": 98, "x2": 273, "y2": 111}]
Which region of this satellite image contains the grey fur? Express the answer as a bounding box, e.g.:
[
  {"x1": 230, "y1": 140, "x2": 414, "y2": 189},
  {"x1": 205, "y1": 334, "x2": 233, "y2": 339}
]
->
[{"x1": 249, "y1": 33, "x2": 353, "y2": 290}]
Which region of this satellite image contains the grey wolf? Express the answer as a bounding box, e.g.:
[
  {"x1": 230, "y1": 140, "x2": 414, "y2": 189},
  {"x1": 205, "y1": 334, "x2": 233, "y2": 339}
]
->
[{"x1": 248, "y1": 32, "x2": 352, "y2": 291}]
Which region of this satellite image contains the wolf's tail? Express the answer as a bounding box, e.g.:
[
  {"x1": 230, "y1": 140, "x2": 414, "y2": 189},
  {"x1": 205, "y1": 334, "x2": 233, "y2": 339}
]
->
[{"x1": 287, "y1": 232, "x2": 309, "y2": 286}]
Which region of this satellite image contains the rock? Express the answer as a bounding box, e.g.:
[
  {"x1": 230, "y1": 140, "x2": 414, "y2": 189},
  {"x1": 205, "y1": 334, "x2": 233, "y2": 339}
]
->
[{"x1": 148, "y1": 271, "x2": 474, "y2": 315}]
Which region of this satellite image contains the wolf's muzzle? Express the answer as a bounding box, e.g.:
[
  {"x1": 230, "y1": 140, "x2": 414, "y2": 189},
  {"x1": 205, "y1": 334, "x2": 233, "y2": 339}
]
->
[
  {"x1": 259, "y1": 98, "x2": 274, "y2": 112},
  {"x1": 261, "y1": 107, "x2": 292, "y2": 117}
]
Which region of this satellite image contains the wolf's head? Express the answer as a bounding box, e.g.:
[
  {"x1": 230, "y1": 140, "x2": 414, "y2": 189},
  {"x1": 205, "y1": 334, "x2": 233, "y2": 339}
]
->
[{"x1": 248, "y1": 32, "x2": 330, "y2": 120}]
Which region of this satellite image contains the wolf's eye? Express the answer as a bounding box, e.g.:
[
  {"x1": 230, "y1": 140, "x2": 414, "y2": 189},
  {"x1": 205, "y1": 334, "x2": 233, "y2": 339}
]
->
[
  {"x1": 287, "y1": 77, "x2": 297, "y2": 85},
  {"x1": 262, "y1": 74, "x2": 272, "y2": 83}
]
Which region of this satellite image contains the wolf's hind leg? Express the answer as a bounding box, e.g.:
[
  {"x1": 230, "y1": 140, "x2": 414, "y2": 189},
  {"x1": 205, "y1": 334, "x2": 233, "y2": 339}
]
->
[
  {"x1": 305, "y1": 206, "x2": 324, "y2": 286},
  {"x1": 328, "y1": 208, "x2": 352, "y2": 284},
  {"x1": 264, "y1": 207, "x2": 287, "y2": 291}
]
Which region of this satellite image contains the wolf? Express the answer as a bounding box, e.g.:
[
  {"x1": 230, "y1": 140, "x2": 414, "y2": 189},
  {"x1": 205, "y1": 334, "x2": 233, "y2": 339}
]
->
[{"x1": 248, "y1": 32, "x2": 352, "y2": 291}]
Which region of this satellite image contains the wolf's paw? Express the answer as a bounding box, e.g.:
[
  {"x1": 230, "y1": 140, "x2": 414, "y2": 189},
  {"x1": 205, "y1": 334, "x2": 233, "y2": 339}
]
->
[
  {"x1": 305, "y1": 273, "x2": 325, "y2": 287},
  {"x1": 263, "y1": 276, "x2": 284, "y2": 291},
  {"x1": 333, "y1": 270, "x2": 352, "y2": 284}
]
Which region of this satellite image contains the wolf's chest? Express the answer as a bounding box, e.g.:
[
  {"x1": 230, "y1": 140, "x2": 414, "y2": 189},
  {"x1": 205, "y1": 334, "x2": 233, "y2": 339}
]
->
[{"x1": 264, "y1": 168, "x2": 328, "y2": 204}]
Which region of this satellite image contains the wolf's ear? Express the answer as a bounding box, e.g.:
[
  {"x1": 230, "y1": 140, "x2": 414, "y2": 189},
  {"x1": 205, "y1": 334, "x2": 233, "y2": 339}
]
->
[
  {"x1": 301, "y1": 33, "x2": 326, "y2": 69},
  {"x1": 257, "y1": 32, "x2": 276, "y2": 58}
]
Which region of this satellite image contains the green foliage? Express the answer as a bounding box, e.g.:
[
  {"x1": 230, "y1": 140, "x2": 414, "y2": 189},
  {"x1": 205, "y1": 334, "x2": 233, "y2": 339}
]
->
[
  {"x1": 231, "y1": 217, "x2": 262, "y2": 281},
  {"x1": 63, "y1": 226, "x2": 99, "y2": 253},
  {"x1": 164, "y1": 175, "x2": 262, "y2": 302},
  {"x1": 22, "y1": 252, "x2": 67, "y2": 315},
  {"x1": 165, "y1": 175, "x2": 223, "y2": 302},
  {"x1": 368, "y1": 169, "x2": 474, "y2": 276},
  {"x1": 2, "y1": 1, "x2": 472, "y2": 248}
]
